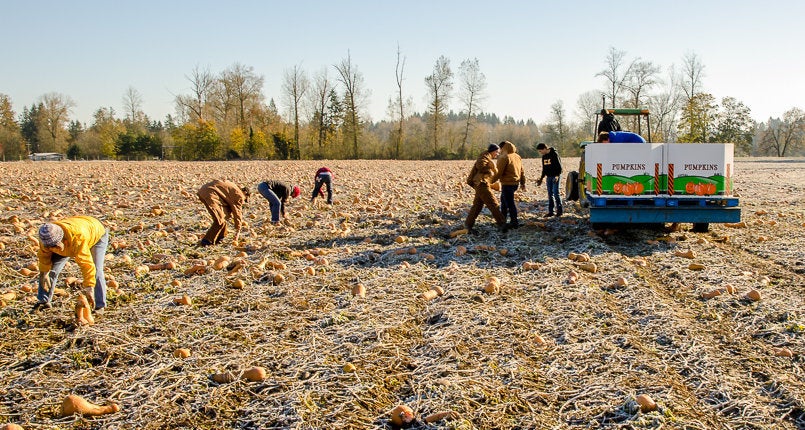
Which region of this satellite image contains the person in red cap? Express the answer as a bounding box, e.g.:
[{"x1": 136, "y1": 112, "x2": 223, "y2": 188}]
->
[
  {"x1": 34, "y1": 215, "x2": 109, "y2": 312},
  {"x1": 257, "y1": 180, "x2": 300, "y2": 224},
  {"x1": 197, "y1": 179, "x2": 250, "y2": 246},
  {"x1": 311, "y1": 166, "x2": 334, "y2": 204}
]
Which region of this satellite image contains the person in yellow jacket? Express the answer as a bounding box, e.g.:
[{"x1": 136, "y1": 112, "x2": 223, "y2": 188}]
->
[
  {"x1": 197, "y1": 179, "x2": 250, "y2": 246},
  {"x1": 35, "y1": 216, "x2": 109, "y2": 312},
  {"x1": 464, "y1": 143, "x2": 507, "y2": 234},
  {"x1": 491, "y1": 141, "x2": 527, "y2": 228}
]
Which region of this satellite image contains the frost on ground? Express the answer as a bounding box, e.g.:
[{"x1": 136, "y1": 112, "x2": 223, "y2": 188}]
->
[{"x1": 0, "y1": 158, "x2": 804, "y2": 429}]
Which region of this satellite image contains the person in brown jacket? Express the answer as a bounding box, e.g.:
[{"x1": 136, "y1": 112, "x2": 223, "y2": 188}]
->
[
  {"x1": 197, "y1": 179, "x2": 251, "y2": 246},
  {"x1": 464, "y1": 144, "x2": 507, "y2": 234},
  {"x1": 491, "y1": 141, "x2": 527, "y2": 228}
]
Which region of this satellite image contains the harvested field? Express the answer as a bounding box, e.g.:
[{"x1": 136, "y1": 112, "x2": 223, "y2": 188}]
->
[{"x1": 1, "y1": 158, "x2": 804, "y2": 430}]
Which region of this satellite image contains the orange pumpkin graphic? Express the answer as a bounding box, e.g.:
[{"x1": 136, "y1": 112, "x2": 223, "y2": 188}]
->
[{"x1": 685, "y1": 182, "x2": 695, "y2": 194}]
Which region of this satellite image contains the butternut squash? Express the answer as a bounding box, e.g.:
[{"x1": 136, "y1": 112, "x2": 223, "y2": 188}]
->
[
  {"x1": 75, "y1": 294, "x2": 94, "y2": 326},
  {"x1": 352, "y1": 283, "x2": 366, "y2": 298},
  {"x1": 773, "y1": 347, "x2": 794, "y2": 358},
  {"x1": 173, "y1": 295, "x2": 192, "y2": 306},
  {"x1": 390, "y1": 404, "x2": 415, "y2": 427},
  {"x1": 147, "y1": 261, "x2": 176, "y2": 271},
  {"x1": 61, "y1": 394, "x2": 120, "y2": 417},
  {"x1": 745, "y1": 289, "x2": 761, "y2": 302},
  {"x1": 701, "y1": 289, "x2": 722, "y2": 299},
  {"x1": 211, "y1": 371, "x2": 235, "y2": 383},
  {"x1": 449, "y1": 228, "x2": 468, "y2": 238},
  {"x1": 635, "y1": 394, "x2": 657, "y2": 412},
  {"x1": 212, "y1": 366, "x2": 266, "y2": 383},
  {"x1": 242, "y1": 366, "x2": 267, "y2": 381},
  {"x1": 423, "y1": 411, "x2": 459, "y2": 423},
  {"x1": 184, "y1": 264, "x2": 207, "y2": 276},
  {"x1": 419, "y1": 289, "x2": 439, "y2": 301},
  {"x1": 578, "y1": 262, "x2": 597, "y2": 273},
  {"x1": 674, "y1": 250, "x2": 695, "y2": 259},
  {"x1": 228, "y1": 278, "x2": 245, "y2": 289}
]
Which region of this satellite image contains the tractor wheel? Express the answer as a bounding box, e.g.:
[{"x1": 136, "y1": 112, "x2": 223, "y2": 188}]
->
[
  {"x1": 566, "y1": 171, "x2": 579, "y2": 201},
  {"x1": 692, "y1": 223, "x2": 709, "y2": 233}
]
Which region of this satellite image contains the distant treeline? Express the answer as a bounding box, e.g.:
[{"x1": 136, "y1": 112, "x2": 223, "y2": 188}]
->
[{"x1": 2, "y1": 49, "x2": 803, "y2": 160}]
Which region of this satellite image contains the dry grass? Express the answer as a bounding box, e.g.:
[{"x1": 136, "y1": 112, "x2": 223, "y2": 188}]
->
[{"x1": 1, "y1": 158, "x2": 804, "y2": 429}]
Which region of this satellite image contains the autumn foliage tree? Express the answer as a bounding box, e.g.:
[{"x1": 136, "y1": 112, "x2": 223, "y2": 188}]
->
[
  {"x1": 0, "y1": 94, "x2": 25, "y2": 160},
  {"x1": 677, "y1": 93, "x2": 717, "y2": 143}
]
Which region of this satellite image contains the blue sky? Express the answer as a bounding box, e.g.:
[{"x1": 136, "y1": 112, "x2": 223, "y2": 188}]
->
[{"x1": 2, "y1": 0, "x2": 803, "y2": 126}]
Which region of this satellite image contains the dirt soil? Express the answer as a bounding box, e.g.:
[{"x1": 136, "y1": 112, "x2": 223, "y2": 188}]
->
[{"x1": 1, "y1": 158, "x2": 804, "y2": 430}]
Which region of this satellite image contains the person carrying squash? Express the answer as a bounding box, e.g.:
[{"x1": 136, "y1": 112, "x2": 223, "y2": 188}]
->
[{"x1": 34, "y1": 216, "x2": 109, "y2": 313}]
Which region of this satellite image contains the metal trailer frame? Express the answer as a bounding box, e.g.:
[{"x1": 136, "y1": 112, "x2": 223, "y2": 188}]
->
[{"x1": 586, "y1": 192, "x2": 741, "y2": 224}]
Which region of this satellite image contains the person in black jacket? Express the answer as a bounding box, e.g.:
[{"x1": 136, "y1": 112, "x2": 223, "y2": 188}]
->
[
  {"x1": 257, "y1": 180, "x2": 300, "y2": 224},
  {"x1": 597, "y1": 109, "x2": 621, "y2": 134},
  {"x1": 536, "y1": 143, "x2": 563, "y2": 217}
]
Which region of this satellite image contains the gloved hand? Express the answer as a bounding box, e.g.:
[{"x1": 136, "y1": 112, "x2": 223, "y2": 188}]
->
[{"x1": 39, "y1": 271, "x2": 52, "y2": 292}]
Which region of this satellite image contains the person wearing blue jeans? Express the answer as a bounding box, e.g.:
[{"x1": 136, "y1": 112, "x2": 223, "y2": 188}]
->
[
  {"x1": 536, "y1": 143, "x2": 563, "y2": 217},
  {"x1": 311, "y1": 167, "x2": 334, "y2": 204},
  {"x1": 35, "y1": 216, "x2": 109, "y2": 312},
  {"x1": 491, "y1": 141, "x2": 526, "y2": 228},
  {"x1": 258, "y1": 180, "x2": 300, "y2": 223}
]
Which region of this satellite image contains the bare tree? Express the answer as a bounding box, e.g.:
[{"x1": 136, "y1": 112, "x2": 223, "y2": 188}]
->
[
  {"x1": 334, "y1": 52, "x2": 367, "y2": 158},
  {"x1": 575, "y1": 90, "x2": 602, "y2": 139},
  {"x1": 596, "y1": 47, "x2": 634, "y2": 108},
  {"x1": 425, "y1": 55, "x2": 453, "y2": 156},
  {"x1": 680, "y1": 51, "x2": 705, "y2": 101},
  {"x1": 309, "y1": 68, "x2": 335, "y2": 151},
  {"x1": 38, "y1": 92, "x2": 75, "y2": 153},
  {"x1": 457, "y1": 58, "x2": 487, "y2": 158},
  {"x1": 624, "y1": 60, "x2": 661, "y2": 108},
  {"x1": 122, "y1": 86, "x2": 145, "y2": 124},
  {"x1": 649, "y1": 65, "x2": 683, "y2": 142},
  {"x1": 219, "y1": 63, "x2": 265, "y2": 130},
  {"x1": 548, "y1": 100, "x2": 568, "y2": 151},
  {"x1": 759, "y1": 108, "x2": 805, "y2": 156},
  {"x1": 175, "y1": 65, "x2": 214, "y2": 121},
  {"x1": 282, "y1": 64, "x2": 309, "y2": 159},
  {"x1": 392, "y1": 44, "x2": 408, "y2": 159}
]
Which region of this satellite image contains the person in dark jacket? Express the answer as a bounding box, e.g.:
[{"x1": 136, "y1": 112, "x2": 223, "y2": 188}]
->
[
  {"x1": 311, "y1": 167, "x2": 334, "y2": 204},
  {"x1": 197, "y1": 179, "x2": 250, "y2": 246},
  {"x1": 536, "y1": 143, "x2": 563, "y2": 217},
  {"x1": 597, "y1": 109, "x2": 622, "y2": 134},
  {"x1": 258, "y1": 180, "x2": 300, "y2": 224}
]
